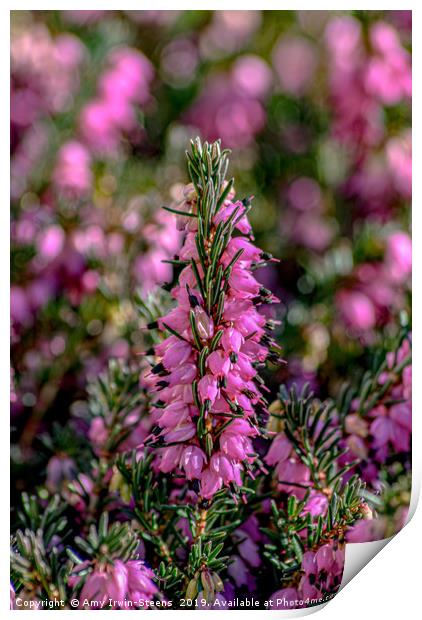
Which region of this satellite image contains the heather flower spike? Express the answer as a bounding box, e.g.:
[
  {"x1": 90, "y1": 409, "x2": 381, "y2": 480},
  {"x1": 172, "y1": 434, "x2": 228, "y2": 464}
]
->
[{"x1": 146, "y1": 138, "x2": 281, "y2": 499}]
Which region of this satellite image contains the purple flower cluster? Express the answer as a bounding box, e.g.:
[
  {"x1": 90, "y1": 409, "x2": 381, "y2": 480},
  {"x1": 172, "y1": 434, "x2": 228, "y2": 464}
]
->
[
  {"x1": 11, "y1": 24, "x2": 85, "y2": 199},
  {"x1": 10, "y1": 28, "x2": 179, "y2": 421},
  {"x1": 80, "y1": 47, "x2": 154, "y2": 156},
  {"x1": 53, "y1": 46, "x2": 154, "y2": 200},
  {"x1": 270, "y1": 543, "x2": 345, "y2": 609},
  {"x1": 146, "y1": 181, "x2": 280, "y2": 498},
  {"x1": 70, "y1": 560, "x2": 157, "y2": 608},
  {"x1": 336, "y1": 231, "x2": 412, "y2": 336},
  {"x1": 341, "y1": 335, "x2": 411, "y2": 486},
  {"x1": 326, "y1": 17, "x2": 411, "y2": 216}
]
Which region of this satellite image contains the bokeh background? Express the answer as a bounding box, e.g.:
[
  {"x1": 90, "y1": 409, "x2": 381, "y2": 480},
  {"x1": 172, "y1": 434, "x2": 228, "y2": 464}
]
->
[{"x1": 11, "y1": 10, "x2": 411, "y2": 500}]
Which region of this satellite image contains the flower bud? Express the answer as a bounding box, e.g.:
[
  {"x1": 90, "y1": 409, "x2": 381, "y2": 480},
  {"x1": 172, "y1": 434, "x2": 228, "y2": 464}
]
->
[
  {"x1": 194, "y1": 307, "x2": 214, "y2": 341},
  {"x1": 176, "y1": 184, "x2": 198, "y2": 230},
  {"x1": 109, "y1": 467, "x2": 132, "y2": 504},
  {"x1": 212, "y1": 572, "x2": 224, "y2": 592},
  {"x1": 360, "y1": 502, "x2": 374, "y2": 520},
  {"x1": 186, "y1": 577, "x2": 198, "y2": 601},
  {"x1": 183, "y1": 183, "x2": 197, "y2": 202},
  {"x1": 345, "y1": 413, "x2": 368, "y2": 437},
  {"x1": 201, "y1": 570, "x2": 215, "y2": 603}
]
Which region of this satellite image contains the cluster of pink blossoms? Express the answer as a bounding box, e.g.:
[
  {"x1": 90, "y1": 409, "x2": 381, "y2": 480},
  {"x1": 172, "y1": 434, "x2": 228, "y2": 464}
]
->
[
  {"x1": 70, "y1": 560, "x2": 157, "y2": 608},
  {"x1": 340, "y1": 334, "x2": 411, "y2": 486},
  {"x1": 325, "y1": 17, "x2": 411, "y2": 217},
  {"x1": 145, "y1": 159, "x2": 280, "y2": 499},
  {"x1": 265, "y1": 432, "x2": 329, "y2": 519},
  {"x1": 265, "y1": 334, "x2": 411, "y2": 519},
  {"x1": 270, "y1": 543, "x2": 345, "y2": 609},
  {"x1": 54, "y1": 46, "x2": 154, "y2": 200},
  {"x1": 11, "y1": 28, "x2": 182, "y2": 419},
  {"x1": 336, "y1": 230, "x2": 412, "y2": 337},
  {"x1": 11, "y1": 24, "x2": 85, "y2": 200},
  {"x1": 80, "y1": 47, "x2": 154, "y2": 155},
  {"x1": 11, "y1": 24, "x2": 84, "y2": 133}
]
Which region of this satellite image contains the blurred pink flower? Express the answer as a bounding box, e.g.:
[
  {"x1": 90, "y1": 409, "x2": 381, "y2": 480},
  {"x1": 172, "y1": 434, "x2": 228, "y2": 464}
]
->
[
  {"x1": 10, "y1": 286, "x2": 32, "y2": 327},
  {"x1": 11, "y1": 25, "x2": 84, "y2": 120},
  {"x1": 161, "y1": 38, "x2": 199, "y2": 87},
  {"x1": 232, "y1": 55, "x2": 272, "y2": 98},
  {"x1": 385, "y1": 231, "x2": 412, "y2": 283},
  {"x1": 336, "y1": 290, "x2": 376, "y2": 332},
  {"x1": 53, "y1": 141, "x2": 92, "y2": 198},
  {"x1": 325, "y1": 15, "x2": 411, "y2": 221},
  {"x1": 283, "y1": 177, "x2": 335, "y2": 251},
  {"x1": 36, "y1": 225, "x2": 65, "y2": 262},
  {"x1": 79, "y1": 47, "x2": 154, "y2": 154},
  {"x1": 133, "y1": 209, "x2": 182, "y2": 294},
  {"x1": 72, "y1": 225, "x2": 106, "y2": 258},
  {"x1": 346, "y1": 517, "x2": 386, "y2": 542},
  {"x1": 185, "y1": 73, "x2": 266, "y2": 148},
  {"x1": 273, "y1": 35, "x2": 317, "y2": 96},
  {"x1": 200, "y1": 11, "x2": 261, "y2": 59},
  {"x1": 288, "y1": 177, "x2": 322, "y2": 211},
  {"x1": 365, "y1": 22, "x2": 411, "y2": 105}
]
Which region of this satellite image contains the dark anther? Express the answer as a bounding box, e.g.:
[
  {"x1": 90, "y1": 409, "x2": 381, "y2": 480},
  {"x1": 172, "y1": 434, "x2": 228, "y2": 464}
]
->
[
  {"x1": 259, "y1": 286, "x2": 272, "y2": 297},
  {"x1": 260, "y1": 334, "x2": 272, "y2": 346},
  {"x1": 242, "y1": 389, "x2": 256, "y2": 399},
  {"x1": 261, "y1": 251, "x2": 273, "y2": 261},
  {"x1": 217, "y1": 377, "x2": 226, "y2": 389},
  {"x1": 267, "y1": 353, "x2": 281, "y2": 364},
  {"x1": 186, "y1": 284, "x2": 200, "y2": 308},
  {"x1": 151, "y1": 362, "x2": 167, "y2": 375}
]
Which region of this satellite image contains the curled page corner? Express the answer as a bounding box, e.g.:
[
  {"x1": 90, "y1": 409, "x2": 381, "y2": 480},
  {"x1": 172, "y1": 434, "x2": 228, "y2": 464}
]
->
[
  {"x1": 340, "y1": 537, "x2": 393, "y2": 590},
  {"x1": 408, "y1": 470, "x2": 420, "y2": 521},
  {"x1": 267, "y1": 536, "x2": 396, "y2": 617},
  {"x1": 270, "y1": 475, "x2": 418, "y2": 615},
  {"x1": 269, "y1": 529, "x2": 408, "y2": 617},
  {"x1": 332, "y1": 468, "x2": 419, "y2": 605}
]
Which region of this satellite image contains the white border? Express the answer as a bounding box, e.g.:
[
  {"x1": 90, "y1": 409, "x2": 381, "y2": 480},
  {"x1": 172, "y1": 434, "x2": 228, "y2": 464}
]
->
[{"x1": 2, "y1": 3, "x2": 419, "y2": 618}]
